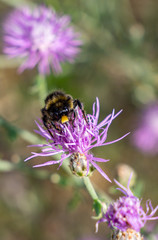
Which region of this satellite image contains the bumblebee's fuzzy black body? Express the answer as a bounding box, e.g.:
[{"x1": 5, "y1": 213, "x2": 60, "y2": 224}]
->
[{"x1": 41, "y1": 91, "x2": 86, "y2": 133}]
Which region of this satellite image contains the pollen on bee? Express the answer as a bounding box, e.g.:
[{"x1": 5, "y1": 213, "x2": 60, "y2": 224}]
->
[{"x1": 61, "y1": 115, "x2": 69, "y2": 123}]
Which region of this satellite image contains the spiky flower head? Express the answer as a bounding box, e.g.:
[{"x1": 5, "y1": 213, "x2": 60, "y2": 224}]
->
[
  {"x1": 3, "y1": 5, "x2": 82, "y2": 75},
  {"x1": 96, "y1": 173, "x2": 158, "y2": 232},
  {"x1": 69, "y1": 152, "x2": 95, "y2": 177},
  {"x1": 25, "y1": 98, "x2": 128, "y2": 181},
  {"x1": 112, "y1": 228, "x2": 143, "y2": 240}
]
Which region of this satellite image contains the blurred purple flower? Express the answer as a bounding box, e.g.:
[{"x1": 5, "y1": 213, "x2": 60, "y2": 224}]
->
[
  {"x1": 96, "y1": 173, "x2": 158, "y2": 232},
  {"x1": 143, "y1": 222, "x2": 158, "y2": 240},
  {"x1": 144, "y1": 233, "x2": 158, "y2": 240},
  {"x1": 131, "y1": 103, "x2": 158, "y2": 155},
  {"x1": 25, "y1": 98, "x2": 128, "y2": 182},
  {"x1": 3, "y1": 6, "x2": 82, "y2": 75},
  {"x1": 144, "y1": 235, "x2": 158, "y2": 240}
]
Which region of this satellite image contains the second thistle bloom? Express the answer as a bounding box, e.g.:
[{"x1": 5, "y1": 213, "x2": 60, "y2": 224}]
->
[
  {"x1": 3, "y1": 6, "x2": 82, "y2": 74},
  {"x1": 25, "y1": 98, "x2": 128, "y2": 181},
  {"x1": 96, "y1": 173, "x2": 158, "y2": 232}
]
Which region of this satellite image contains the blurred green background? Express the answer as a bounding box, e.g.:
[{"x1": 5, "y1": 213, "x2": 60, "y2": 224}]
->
[{"x1": 0, "y1": 0, "x2": 158, "y2": 239}]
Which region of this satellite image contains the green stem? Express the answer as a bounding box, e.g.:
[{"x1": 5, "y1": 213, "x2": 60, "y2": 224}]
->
[
  {"x1": 0, "y1": 0, "x2": 34, "y2": 7},
  {"x1": 36, "y1": 74, "x2": 48, "y2": 105},
  {"x1": 83, "y1": 177, "x2": 99, "y2": 200},
  {"x1": 83, "y1": 177, "x2": 111, "y2": 217}
]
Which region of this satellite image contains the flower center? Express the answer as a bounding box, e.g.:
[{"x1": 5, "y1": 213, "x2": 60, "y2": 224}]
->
[{"x1": 31, "y1": 22, "x2": 56, "y2": 52}]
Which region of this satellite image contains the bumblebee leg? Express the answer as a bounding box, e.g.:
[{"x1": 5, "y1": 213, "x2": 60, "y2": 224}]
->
[
  {"x1": 70, "y1": 109, "x2": 76, "y2": 127},
  {"x1": 41, "y1": 116, "x2": 54, "y2": 138},
  {"x1": 46, "y1": 125, "x2": 54, "y2": 138},
  {"x1": 41, "y1": 108, "x2": 54, "y2": 137},
  {"x1": 73, "y1": 99, "x2": 88, "y2": 123},
  {"x1": 51, "y1": 121, "x2": 61, "y2": 131}
]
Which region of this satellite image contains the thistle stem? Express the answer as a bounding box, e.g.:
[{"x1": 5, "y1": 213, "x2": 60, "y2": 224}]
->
[
  {"x1": 83, "y1": 177, "x2": 99, "y2": 200},
  {"x1": 36, "y1": 74, "x2": 48, "y2": 105}
]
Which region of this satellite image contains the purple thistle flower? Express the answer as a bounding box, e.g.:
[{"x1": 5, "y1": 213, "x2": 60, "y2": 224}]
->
[
  {"x1": 3, "y1": 6, "x2": 82, "y2": 75},
  {"x1": 96, "y1": 173, "x2": 158, "y2": 232},
  {"x1": 131, "y1": 102, "x2": 158, "y2": 155},
  {"x1": 25, "y1": 98, "x2": 128, "y2": 182}
]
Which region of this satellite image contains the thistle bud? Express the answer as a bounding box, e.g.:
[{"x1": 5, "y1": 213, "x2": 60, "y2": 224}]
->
[
  {"x1": 112, "y1": 229, "x2": 143, "y2": 240},
  {"x1": 69, "y1": 153, "x2": 95, "y2": 177}
]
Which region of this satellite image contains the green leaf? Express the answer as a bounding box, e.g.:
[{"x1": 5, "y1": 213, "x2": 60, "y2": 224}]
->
[
  {"x1": 0, "y1": 116, "x2": 41, "y2": 144},
  {"x1": 0, "y1": 116, "x2": 18, "y2": 140},
  {"x1": 93, "y1": 199, "x2": 102, "y2": 216}
]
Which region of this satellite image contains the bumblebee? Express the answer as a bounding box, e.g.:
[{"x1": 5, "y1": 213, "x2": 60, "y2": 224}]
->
[{"x1": 41, "y1": 90, "x2": 87, "y2": 133}]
